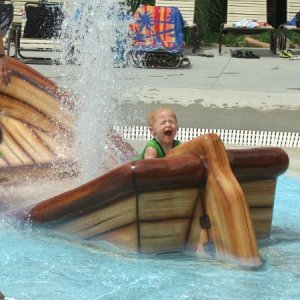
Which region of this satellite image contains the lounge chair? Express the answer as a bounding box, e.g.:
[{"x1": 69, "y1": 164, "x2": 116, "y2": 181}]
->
[
  {"x1": 278, "y1": 0, "x2": 300, "y2": 50},
  {"x1": 219, "y1": 0, "x2": 276, "y2": 54},
  {"x1": 0, "y1": 0, "x2": 14, "y2": 50},
  {"x1": 13, "y1": 1, "x2": 63, "y2": 64},
  {"x1": 155, "y1": 0, "x2": 199, "y2": 53},
  {"x1": 7, "y1": 1, "x2": 40, "y2": 54},
  {"x1": 10, "y1": 1, "x2": 38, "y2": 27},
  {"x1": 129, "y1": 4, "x2": 190, "y2": 68}
]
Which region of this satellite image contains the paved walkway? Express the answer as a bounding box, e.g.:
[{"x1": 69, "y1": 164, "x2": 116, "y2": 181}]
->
[
  {"x1": 26, "y1": 46, "x2": 300, "y2": 175},
  {"x1": 30, "y1": 46, "x2": 300, "y2": 132}
]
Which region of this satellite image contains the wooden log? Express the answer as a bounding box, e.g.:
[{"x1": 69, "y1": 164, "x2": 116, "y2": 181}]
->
[
  {"x1": 13, "y1": 156, "x2": 205, "y2": 224},
  {"x1": 228, "y1": 148, "x2": 289, "y2": 180},
  {"x1": 167, "y1": 134, "x2": 262, "y2": 267},
  {"x1": 7, "y1": 57, "x2": 73, "y2": 108},
  {"x1": 0, "y1": 58, "x2": 74, "y2": 178},
  {"x1": 0, "y1": 75, "x2": 72, "y2": 132},
  {"x1": 0, "y1": 94, "x2": 65, "y2": 135}
]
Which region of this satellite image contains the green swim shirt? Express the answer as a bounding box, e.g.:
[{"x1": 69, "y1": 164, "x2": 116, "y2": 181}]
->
[{"x1": 137, "y1": 138, "x2": 180, "y2": 160}]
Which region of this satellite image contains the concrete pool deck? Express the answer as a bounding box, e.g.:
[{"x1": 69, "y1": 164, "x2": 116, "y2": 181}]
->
[
  {"x1": 29, "y1": 46, "x2": 300, "y2": 131},
  {"x1": 27, "y1": 46, "x2": 300, "y2": 176}
]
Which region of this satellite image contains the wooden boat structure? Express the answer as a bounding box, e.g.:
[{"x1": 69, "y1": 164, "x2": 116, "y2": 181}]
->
[
  {"x1": 0, "y1": 57, "x2": 75, "y2": 184},
  {"x1": 1, "y1": 59, "x2": 289, "y2": 268}
]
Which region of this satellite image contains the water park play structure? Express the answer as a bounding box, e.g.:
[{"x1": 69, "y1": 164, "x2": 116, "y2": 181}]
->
[{"x1": 0, "y1": 59, "x2": 289, "y2": 268}]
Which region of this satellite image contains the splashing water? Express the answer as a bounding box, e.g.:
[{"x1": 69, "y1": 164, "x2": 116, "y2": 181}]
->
[
  {"x1": 0, "y1": 176, "x2": 300, "y2": 300},
  {"x1": 59, "y1": 1, "x2": 134, "y2": 182},
  {"x1": 0, "y1": 1, "x2": 140, "y2": 211}
]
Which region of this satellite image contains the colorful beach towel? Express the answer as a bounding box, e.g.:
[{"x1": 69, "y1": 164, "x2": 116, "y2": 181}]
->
[{"x1": 130, "y1": 5, "x2": 184, "y2": 53}]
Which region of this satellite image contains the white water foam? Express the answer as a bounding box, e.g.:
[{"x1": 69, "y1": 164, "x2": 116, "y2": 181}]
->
[
  {"x1": 58, "y1": 1, "x2": 135, "y2": 182},
  {"x1": 0, "y1": 1, "x2": 139, "y2": 209}
]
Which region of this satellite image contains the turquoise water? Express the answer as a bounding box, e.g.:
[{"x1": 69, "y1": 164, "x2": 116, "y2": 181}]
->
[{"x1": 0, "y1": 175, "x2": 299, "y2": 300}]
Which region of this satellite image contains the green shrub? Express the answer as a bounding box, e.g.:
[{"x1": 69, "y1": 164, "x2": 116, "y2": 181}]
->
[{"x1": 287, "y1": 31, "x2": 300, "y2": 45}]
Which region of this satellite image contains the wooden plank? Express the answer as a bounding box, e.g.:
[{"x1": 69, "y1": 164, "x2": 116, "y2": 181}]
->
[
  {"x1": 167, "y1": 134, "x2": 262, "y2": 266},
  {"x1": 0, "y1": 74, "x2": 72, "y2": 132},
  {"x1": 240, "y1": 179, "x2": 276, "y2": 207},
  {"x1": 21, "y1": 156, "x2": 205, "y2": 223},
  {"x1": 250, "y1": 207, "x2": 273, "y2": 238},
  {"x1": 57, "y1": 197, "x2": 136, "y2": 239},
  {"x1": 139, "y1": 188, "x2": 198, "y2": 220},
  {"x1": 96, "y1": 224, "x2": 138, "y2": 252},
  {"x1": 0, "y1": 58, "x2": 74, "y2": 175},
  {"x1": 186, "y1": 196, "x2": 209, "y2": 254},
  {"x1": 0, "y1": 93, "x2": 60, "y2": 134},
  {"x1": 1, "y1": 115, "x2": 55, "y2": 164},
  {"x1": 140, "y1": 219, "x2": 190, "y2": 253},
  {"x1": 0, "y1": 136, "x2": 32, "y2": 166}
]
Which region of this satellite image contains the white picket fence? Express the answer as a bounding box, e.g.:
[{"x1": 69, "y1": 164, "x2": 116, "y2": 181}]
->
[{"x1": 114, "y1": 126, "x2": 300, "y2": 148}]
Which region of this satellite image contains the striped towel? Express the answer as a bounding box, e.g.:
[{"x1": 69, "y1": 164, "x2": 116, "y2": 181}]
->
[{"x1": 130, "y1": 5, "x2": 185, "y2": 53}]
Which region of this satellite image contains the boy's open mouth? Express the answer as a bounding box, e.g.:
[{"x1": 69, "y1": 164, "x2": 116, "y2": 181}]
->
[{"x1": 164, "y1": 129, "x2": 172, "y2": 136}]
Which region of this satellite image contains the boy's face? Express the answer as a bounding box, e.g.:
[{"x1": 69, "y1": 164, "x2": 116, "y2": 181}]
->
[{"x1": 150, "y1": 110, "x2": 178, "y2": 146}]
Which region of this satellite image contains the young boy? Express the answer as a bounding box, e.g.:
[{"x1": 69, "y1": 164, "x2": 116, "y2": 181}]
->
[{"x1": 140, "y1": 107, "x2": 180, "y2": 159}]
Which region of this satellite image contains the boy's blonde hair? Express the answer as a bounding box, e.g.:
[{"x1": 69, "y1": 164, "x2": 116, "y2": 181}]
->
[{"x1": 147, "y1": 107, "x2": 178, "y2": 127}]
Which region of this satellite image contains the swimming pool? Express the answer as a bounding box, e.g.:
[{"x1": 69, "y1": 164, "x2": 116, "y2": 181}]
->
[{"x1": 0, "y1": 175, "x2": 299, "y2": 300}]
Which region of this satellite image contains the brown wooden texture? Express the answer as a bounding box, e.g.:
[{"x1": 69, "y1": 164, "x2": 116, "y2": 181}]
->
[
  {"x1": 9, "y1": 133, "x2": 290, "y2": 267},
  {"x1": 167, "y1": 134, "x2": 262, "y2": 267},
  {"x1": 167, "y1": 143, "x2": 288, "y2": 242},
  {"x1": 14, "y1": 156, "x2": 205, "y2": 224},
  {"x1": 0, "y1": 161, "x2": 76, "y2": 185},
  {"x1": 95, "y1": 224, "x2": 138, "y2": 252},
  {"x1": 0, "y1": 94, "x2": 60, "y2": 135},
  {"x1": 56, "y1": 196, "x2": 137, "y2": 239},
  {"x1": 139, "y1": 219, "x2": 190, "y2": 253},
  {"x1": 138, "y1": 189, "x2": 198, "y2": 221},
  {"x1": 54, "y1": 189, "x2": 200, "y2": 253},
  {"x1": 186, "y1": 194, "x2": 209, "y2": 254},
  {"x1": 228, "y1": 148, "x2": 289, "y2": 180},
  {"x1": 133, "y1": 154, "x2": 204, "y2": 192},
  {"x1": 0, "y1": 58, "x2": 74, "y2": 175},
  {"x1": 0, "y1": 73, "x2": 72, "y2": 132},
  {"x1": 241, "y1": 179, "x2": 276, "y2": 207},
  {"x1": 107, "y1": 128, "x2": 139, "y2": 164},
  {"x1": 7, "y1": 57, "x2": 73, "y2": 107},
  {"x1": 250, "y1": 207, "x2": 273, "y2": 238},
  {"x1": 1, "y1": 115, "x2": 56, "y2": 164},
  {"x1": 240, "y1": 179, "x2": 276, "y2": 238},
  {"x1": 138, "y1": 189, "x2": 199, "y2": 253}
]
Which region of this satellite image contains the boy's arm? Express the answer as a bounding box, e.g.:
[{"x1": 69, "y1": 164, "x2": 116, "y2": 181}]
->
[{"x1": 144, "y1": 147, "x2": 158, "y2": 159}]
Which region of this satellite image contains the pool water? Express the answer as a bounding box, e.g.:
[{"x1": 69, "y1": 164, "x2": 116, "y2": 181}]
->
[{"x1": 0, "y1": 175, "x2": 299, "y2": 300}]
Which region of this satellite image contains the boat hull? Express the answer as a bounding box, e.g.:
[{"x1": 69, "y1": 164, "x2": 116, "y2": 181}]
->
[{"x1": 10, "y1": 134, "x2": 289, "y2": 267}]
